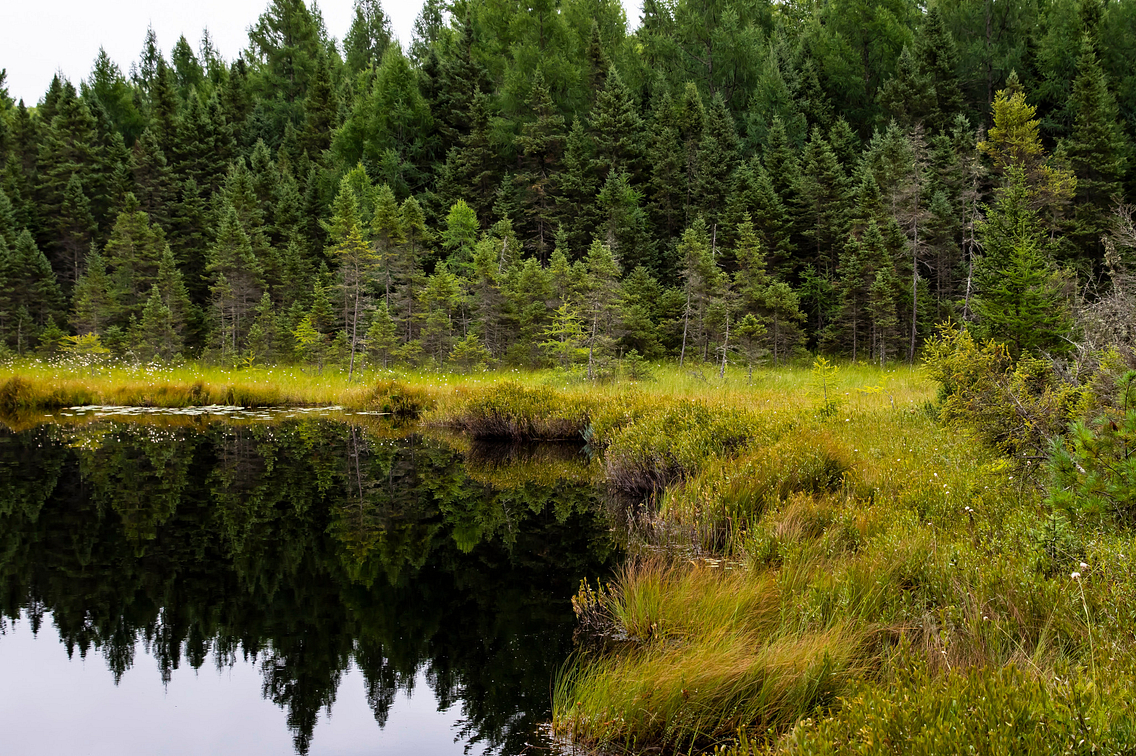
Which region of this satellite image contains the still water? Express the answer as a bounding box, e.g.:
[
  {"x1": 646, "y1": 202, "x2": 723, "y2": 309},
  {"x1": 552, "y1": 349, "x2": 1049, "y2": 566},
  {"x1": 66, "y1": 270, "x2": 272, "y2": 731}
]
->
[{"x1": 0, "y1": 415, "x2": 619, "y2": 754}]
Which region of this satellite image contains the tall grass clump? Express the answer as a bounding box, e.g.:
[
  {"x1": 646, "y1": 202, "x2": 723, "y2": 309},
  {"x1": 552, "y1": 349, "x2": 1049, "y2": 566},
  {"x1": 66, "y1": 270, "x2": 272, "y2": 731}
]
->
[
  {"x1": 602, "y1": 401, "x2": 775, "y2": 493},
  {"x1": 658, "y1": 429, "x2": 853, "y2": 552},
  {"x1": 555, "y1": 561, "x2": 869, "y2": 752},
  {"x1": 350, "y1": 379, "x2": 434, "y2": 417},
  {"x1": 441, "y1": 381, "x2": 591, "y2": 440}
]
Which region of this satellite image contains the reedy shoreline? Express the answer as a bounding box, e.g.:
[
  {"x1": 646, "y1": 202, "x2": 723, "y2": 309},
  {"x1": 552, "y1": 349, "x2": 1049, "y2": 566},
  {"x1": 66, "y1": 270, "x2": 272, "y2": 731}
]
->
[{"x1": 4, "y1": 359, "x2": 1132, "y2": 755}]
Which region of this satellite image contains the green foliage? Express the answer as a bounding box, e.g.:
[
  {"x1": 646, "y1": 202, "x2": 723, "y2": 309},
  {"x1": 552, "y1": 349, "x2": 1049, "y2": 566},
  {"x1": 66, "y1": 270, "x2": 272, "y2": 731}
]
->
[
  {"x1": 768, "y1": 664, "x2": 1135, "y2": 756},
  {"x1": 924, "y1": 322, "x2": 1085, "y2": 464},
  {"x1": 602, "y1": 400, "x2": 766, "y2": 492},
  {"x1": 445, "y1": 381, "x2": 589, "y2": 441},
  {"x1": 1049, "y1": 372, "x2": 1136, "y2": 523}
]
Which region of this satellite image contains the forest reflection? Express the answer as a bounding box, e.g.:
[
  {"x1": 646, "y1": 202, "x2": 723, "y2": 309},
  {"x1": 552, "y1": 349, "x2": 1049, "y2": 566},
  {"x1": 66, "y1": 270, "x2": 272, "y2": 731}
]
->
[{"x1": 0, "y1": 419, "x2": 618, "y2": 754}]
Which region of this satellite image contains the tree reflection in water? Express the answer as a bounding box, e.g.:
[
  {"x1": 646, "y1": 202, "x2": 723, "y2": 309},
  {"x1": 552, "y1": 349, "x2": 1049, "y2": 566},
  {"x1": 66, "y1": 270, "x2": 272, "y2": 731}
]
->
[{"x1": 0, "y1": 419, "x2": 618, "y2": 754}]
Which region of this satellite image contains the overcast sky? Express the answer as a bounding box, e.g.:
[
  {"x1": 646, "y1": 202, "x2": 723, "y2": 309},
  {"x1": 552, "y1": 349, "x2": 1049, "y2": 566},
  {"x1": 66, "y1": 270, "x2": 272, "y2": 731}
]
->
[{"x1": 2, "y1": 0, "x2": 644, "y2": 106}]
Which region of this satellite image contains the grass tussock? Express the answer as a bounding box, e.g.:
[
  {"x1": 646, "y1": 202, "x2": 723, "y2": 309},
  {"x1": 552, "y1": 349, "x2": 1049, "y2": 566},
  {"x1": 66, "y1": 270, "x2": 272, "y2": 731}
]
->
[
  {"x1": 440, "y1": 381, "x2": 591, "y2": 440},
  {"x1": 556, "y1": 560, "x2": 869, "y2": 751},
  {"x1": 657, "y1": 429, "x2": 853, "y2": 551},
  {"x1": 601, "y1": 401, "x2": 775, "y2": 493}
]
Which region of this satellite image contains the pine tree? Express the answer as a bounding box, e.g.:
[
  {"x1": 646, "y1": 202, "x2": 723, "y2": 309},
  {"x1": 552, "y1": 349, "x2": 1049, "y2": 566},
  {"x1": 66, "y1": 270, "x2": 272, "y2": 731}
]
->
[
  {"x1": 247, "y1": 0, "x2": 323, "y2": 139},
  {"x1": 103, "y1": 193, "x2": 168, "y2": 323},
  {"x1": 514, "y1": 70, "x2": 566, "y2": 260},
  {"x1": 441, "y1": 200, "x2": 479, "y2": 272},
  {"x1": 695, "y1": 93, "x2": 740, "y2": 228},
  {"x1": 207, "y1": 204, "x2": 264, "y2": 359},
  {"x1": 56, "y1": 172, "x2": 96, "y2": 286},
  {"x1": 365, "y1": 300, "x2": 398, "y2": 368},
  {"x1": 1062, "y1": 40, "x2": 1129, "y2": 265},
  {"x1": 589, "y1": 68, "x2": 646, "y2": 184},
  {"x1": 676, "y1": 217, "x2": 720, "y2": 366},
  {"x1": 129, "y1": 129, "x2": 175, "y2": 233},
  {"x1": 582, "y1": 239, "x2": 623, "y2": 379},
  {"x1": 915, "y1": 6, "x2": 963, "y2": 132},
  {"x1": 797, "y1": 127, "x2": 852, "y2": 279},
  {"x1": 328, "y1": 180, "x2": 378, "y2": 380},
  {"x1": 595, "y1": 171, "x2": 655, "y2": 273},
  {"x1": 134, "y1": 284, "x2": 181, "y2": 360},
  {"x1": 646, "y1": 90, "x2": 686, "y2": 247},
  {"x1": 300, "y1": 49, "x2": 339, "y2": 157},
  {"x1": 419, "y1": 262, "x2": 463, "y2": 365},
  {"x1": 2, "y1": 230, "x2": 64, "y2": 352},
  {"x1": 246, "y1": 291, "x2": 282, "y2": 364},
  {"x1": 344, "y1": 0, "x2": 393, "y2": 75},
  {"x1": 155, "y1": 244, "x2": 192, "y2": 341},
  {"x1": 71, "y1": 247, "x2": 115, "y2": 335},
  {"x1": 974, "y1": 165, "x2": 1074, "y2": 358}
]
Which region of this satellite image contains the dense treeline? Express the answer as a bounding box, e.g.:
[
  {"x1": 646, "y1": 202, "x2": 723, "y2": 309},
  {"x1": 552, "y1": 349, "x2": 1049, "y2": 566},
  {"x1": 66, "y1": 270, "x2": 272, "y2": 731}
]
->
[{"x1": 0, "y1": 0, "x2": 1133, "y2": 372}]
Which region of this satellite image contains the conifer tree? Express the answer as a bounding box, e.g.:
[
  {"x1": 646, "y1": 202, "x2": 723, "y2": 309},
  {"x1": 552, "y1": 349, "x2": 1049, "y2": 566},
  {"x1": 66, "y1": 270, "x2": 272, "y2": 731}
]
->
[
  {"x1": 1, "y1": 231, "x2": 62, "y2": 352},
  {"x1": 595, "y1": 171, "x2": 654, "y2": 273},
  {"x1": 134, "y1": 284, "x2": 181, "y2": 359},
  {"x1": 207, "y1": 204, "x2": 264, "y2": 359},
  {"x1": 798, "y1": 127, "x2": 852, "y2": 279},
  {"x1": 441, "y1": 200, "x2": 479, "y2": 272},
  {"x1": 582, "y1": 239, "x2": 622, "y2": 379},
  {"x1": 589, "y1": 68, "x2": 646, "y2": 184},
  {"x1": 419, "y1": 262, "x2": 463, "y2": 365},
  {"x1": 329, "y1": 180, "x2": 378, "y2": 379},
  {"x1": 246, "y1": 291, "x2": 282, "y2": 364},
  {"x1": 974, "y1": 165, "x2": 1074, "y2": 358},
  {"x1": 72, "y1": 247, "x2": 115, "y2": 335},
  {"x1": 1062, "y1": 40, "x2": 1129, "y2": 264},
  {"x1": 365, "y1": 300, "x2": 398, "y2": 368},
  {"x1": 102, "y1": 193, "x2": 168, "y2": 323},
  {"x1": 129, "y1": 129, "x2": 175, "y2": 232},
  {"x1": 371, "y1": 184, "x2": 404, "y2": 303},
  {"x1": 57, "y1": 173, "x2": 96, "y2": 285},
  {"x1": 676, "y1": 217, "x2": 719, "y2": 366},
  {"x1": 646, "y1": 90, "x2": 686, "y2": 246},
  {"x1": 344, "y1": 0, "x2": 393, "y2": 75},
  {"x1": 514, "y1": 70, "x2": 566, "y2": 260}
]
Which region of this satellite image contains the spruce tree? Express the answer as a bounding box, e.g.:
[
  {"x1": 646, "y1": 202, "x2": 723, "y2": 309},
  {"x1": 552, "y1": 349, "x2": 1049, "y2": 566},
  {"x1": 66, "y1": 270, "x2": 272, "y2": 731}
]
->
[
  {"x1": 207, "y1": 204, "x2": 264, "y2": 359},
  {"x1": 365, "y1": 300, "x2": 398, "y2": 368},
  {"x1": 514, "y1": 70, "x2": 566, "y2": 260},
  {"x1": 56, "y1": 173, "x2": 96, "y2": 286},
  {"x1": 134, "y1": 284, "x2": 181, "y2": 360},
  {"x1": 71, "y1": 246, "x2": 115, "y2": 335},
  {"x1": 1062, "y1": 40, "x2": 1129, "y2": 266},
  {"x1": 344, "y1": 0, "x2": 393, "y2": 75}
]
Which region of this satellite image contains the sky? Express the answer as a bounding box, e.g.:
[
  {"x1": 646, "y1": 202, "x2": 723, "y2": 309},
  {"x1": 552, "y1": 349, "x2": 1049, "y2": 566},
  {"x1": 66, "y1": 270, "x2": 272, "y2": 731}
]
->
[{"x1": 2, "y1": 0, "x2": 645, "y2": 106}]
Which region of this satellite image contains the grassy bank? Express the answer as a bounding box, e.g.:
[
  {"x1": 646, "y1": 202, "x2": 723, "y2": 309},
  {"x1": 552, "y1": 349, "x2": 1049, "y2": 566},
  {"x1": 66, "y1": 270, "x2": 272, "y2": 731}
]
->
[{"x1": 8, "y1": 357, "x2": 1128, "y2": 754}]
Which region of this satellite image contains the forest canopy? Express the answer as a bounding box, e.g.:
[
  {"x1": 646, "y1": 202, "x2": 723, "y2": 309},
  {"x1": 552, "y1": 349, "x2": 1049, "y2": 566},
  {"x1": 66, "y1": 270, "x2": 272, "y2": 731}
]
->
[{"x1": 0, "y1": 0, "x2": 1133, "y2": 373}]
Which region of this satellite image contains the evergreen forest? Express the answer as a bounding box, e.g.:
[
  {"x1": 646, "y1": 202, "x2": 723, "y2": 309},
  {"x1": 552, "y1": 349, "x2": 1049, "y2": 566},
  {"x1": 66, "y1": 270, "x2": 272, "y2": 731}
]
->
[{"x1": 1, "y1": 0, "x2": 1134, "y2": 373}]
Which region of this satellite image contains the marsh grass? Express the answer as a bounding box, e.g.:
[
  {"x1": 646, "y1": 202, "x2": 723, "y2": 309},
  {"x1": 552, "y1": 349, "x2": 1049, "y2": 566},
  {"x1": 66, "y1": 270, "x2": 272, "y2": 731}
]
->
[{"x1": 10, "y1": 357, "x2": 1118, "y2": 754}]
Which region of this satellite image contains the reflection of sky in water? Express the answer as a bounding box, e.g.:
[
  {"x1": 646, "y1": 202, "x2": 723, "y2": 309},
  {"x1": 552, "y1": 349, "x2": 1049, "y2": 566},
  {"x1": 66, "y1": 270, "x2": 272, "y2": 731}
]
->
[{"x1": 1, "y1": 613, "x2": 468, "y2": 755}]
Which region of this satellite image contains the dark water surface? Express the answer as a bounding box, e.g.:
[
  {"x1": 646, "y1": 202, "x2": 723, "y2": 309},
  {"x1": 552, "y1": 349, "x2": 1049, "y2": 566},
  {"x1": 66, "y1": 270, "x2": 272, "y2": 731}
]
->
[{"x1": 0, "y1": 417, "x2": 618, "y2": 754}]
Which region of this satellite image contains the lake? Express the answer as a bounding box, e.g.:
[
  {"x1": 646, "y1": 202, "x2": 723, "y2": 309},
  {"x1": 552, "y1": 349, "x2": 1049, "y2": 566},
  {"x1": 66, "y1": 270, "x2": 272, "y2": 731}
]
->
[{"x1": 0, "y1": 412, "x2": 619, "y2": 754}]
